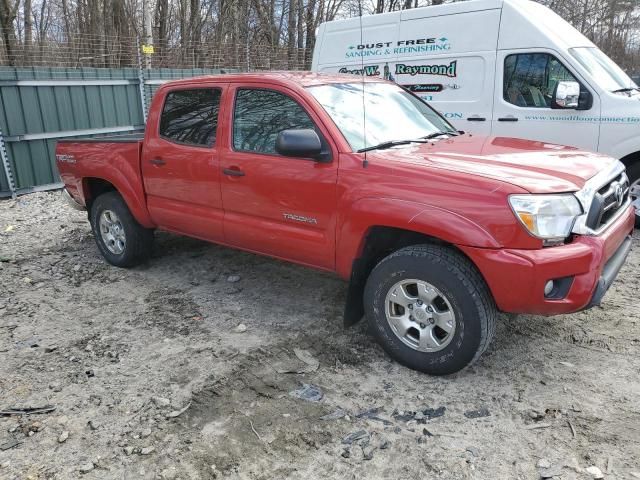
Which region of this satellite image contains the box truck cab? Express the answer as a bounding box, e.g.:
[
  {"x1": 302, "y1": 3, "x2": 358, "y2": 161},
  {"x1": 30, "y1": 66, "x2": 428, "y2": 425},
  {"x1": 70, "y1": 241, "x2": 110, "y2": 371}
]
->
[{"x1": 311, "y1": 0, "x2": 640, "y2": 223}]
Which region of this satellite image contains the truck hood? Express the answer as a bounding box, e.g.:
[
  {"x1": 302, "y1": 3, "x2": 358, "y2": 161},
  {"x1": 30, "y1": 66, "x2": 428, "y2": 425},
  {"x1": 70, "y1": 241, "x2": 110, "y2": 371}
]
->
[{"x1": 369, "y1": 135, "x2": 617, "y2": 193}]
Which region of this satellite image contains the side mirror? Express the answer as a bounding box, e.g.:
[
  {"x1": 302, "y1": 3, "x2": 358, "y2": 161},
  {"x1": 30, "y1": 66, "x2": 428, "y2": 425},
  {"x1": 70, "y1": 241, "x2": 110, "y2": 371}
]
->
[
  {"x1": 577, "y1": 87, "x2": 593, "y2": 110},
  {"x1": 552, "y1": 81, "x2": 580, "y2": 109},
  {"x1": 275, "y1": 129, "x2": 324, "y2": 159}
]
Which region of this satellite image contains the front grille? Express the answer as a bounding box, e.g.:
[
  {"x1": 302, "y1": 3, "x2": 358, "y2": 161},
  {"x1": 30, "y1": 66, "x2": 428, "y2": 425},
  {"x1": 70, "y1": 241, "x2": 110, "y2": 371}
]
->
[{"x1": 585, "y1": 172, "x2": 630, "y2": 231}]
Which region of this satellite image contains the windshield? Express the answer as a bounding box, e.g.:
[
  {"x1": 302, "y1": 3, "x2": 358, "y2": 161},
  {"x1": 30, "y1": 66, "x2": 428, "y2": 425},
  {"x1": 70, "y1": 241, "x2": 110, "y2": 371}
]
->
[
  {"x1": 570, "y1": 47, "x2": 637, "y2": 92},
  {"x1": 306, "y1": 82, "x2": 456, "y2": 152}
]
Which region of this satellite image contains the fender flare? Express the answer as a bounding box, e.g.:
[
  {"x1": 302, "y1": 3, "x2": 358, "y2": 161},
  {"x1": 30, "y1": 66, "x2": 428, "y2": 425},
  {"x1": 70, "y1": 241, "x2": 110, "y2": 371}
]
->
[
  {"x1": 78, "y1": 156, "x2": 154, "y2": 228},
  {"x1": 336, "y1": 197, "x2": 500, "y2": 279}
]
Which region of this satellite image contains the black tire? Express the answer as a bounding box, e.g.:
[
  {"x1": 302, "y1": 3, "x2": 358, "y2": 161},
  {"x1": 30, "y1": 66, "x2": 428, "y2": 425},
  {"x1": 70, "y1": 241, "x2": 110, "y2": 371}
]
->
[
  {"x1": 364, "y1": 244, "x2": 497, "y2": 375},
  {"x1": 89, "y1": 191, "x2": 154, "y2": 268},
  {"x1": 626, "y1": 162, "x2": 640, "y2": 228}
]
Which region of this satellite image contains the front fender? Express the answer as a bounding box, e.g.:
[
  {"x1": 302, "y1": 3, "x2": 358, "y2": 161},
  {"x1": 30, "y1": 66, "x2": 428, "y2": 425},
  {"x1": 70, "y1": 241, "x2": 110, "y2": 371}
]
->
[{"x1": 335, "y1": 197, "x2": 500, "y2": 279}]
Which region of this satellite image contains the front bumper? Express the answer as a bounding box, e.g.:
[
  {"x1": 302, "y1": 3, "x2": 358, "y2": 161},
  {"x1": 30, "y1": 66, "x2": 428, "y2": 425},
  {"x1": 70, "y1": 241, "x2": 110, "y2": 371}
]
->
[
  {"x1": 460, "y1": 205, "x2": 635, "y2": 316},
  {"x1": 585, "y1": 235, "x2": 632, "y2": 309}
]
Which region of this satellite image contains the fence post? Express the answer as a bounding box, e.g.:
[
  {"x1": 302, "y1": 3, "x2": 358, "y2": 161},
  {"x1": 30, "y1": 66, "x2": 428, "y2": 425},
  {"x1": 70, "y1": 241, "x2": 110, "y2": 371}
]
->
[
  {"x1": 0, "y1": 127, "x2": 16, "y2": 199},
  {"x1": 136, "y1": 37, "x2": 149, "y2": 124}
]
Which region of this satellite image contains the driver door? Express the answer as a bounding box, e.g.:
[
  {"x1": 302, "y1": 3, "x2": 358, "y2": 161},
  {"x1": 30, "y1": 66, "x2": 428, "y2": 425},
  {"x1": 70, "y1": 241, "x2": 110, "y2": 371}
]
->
[
  {"x1": 220, "y1": 85, "x2": 338, "y2": 270},
  {"x1": 491, "y1": 50, "x2": 600, "y2": 151}
]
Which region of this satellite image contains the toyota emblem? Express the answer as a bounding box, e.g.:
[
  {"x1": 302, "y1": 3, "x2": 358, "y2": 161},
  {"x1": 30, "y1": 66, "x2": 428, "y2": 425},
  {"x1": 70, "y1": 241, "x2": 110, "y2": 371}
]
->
[{"x1": 614, "y1": 183, "x2": 625, "y2": 208}]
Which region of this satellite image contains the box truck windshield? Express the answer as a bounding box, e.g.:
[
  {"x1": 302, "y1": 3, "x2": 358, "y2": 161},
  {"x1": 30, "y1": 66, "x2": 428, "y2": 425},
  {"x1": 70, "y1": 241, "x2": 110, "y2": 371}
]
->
[{"x1": 570, "y1": 47, "x2": 638, "y2": 93}]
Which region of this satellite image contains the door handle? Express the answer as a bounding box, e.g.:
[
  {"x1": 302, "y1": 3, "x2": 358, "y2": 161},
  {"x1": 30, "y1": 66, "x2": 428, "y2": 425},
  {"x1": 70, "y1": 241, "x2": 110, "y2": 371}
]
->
[
  {"x1": 223, "y1": 167, "x2": 245, "y2": 177},
  {"x1": 149, "y1": 158, "x2": 166, "y2": 166},
  {"x1": 497, "y1": 116, "x2": 519, "y2": 122},
  {"x1": 467, "y1": 116, "x2": 486, "y2": 122}
]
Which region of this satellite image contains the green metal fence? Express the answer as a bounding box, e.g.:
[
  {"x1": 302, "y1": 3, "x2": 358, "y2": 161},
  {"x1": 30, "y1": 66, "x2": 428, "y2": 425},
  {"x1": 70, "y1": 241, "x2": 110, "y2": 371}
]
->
[{"x1": 0, "y1": 66, "x2": 229, "y2": 197}]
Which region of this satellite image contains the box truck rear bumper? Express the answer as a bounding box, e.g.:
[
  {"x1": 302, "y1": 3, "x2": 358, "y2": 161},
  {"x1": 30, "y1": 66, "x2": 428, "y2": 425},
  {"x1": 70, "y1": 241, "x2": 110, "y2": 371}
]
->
[{"x1": 460, "y1": 206, "x2": 635, "y2": 316}]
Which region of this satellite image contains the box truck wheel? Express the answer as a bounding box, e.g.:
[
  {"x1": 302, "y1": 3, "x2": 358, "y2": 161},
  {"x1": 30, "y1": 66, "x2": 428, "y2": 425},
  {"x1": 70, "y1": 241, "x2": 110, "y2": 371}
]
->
[
  {"x1": 364, "y1": 244, "x2": 497, "y2": 375},
  {"x1": 627, "y1": 162, "x2": 640, "y2": 227},
  {"x1": 89, "y1": 192, "x2": 154, "y2": 268}
]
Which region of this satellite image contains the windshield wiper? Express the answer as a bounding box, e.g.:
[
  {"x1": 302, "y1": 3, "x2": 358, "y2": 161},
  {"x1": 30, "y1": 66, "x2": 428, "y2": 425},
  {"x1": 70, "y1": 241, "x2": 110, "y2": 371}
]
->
[
  {"x1": 357, "y1": 130, "x2": 459, "y2": 153},
  {"x1": 357, "y1": 139, "x2": 431, "y2": 153},
  {"x1": 421, "y1": 130, "x2": 458, "y2": 139},
  {"x1": 612, "y1": 87, "x2": 639, "y2": 94}
]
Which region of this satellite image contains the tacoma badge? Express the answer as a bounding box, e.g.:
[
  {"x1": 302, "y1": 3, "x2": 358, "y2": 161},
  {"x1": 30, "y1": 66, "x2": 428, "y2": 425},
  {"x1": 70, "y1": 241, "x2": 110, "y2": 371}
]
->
[{"x1": 282, "y1": 213, "x2": 318, "y2": 224}]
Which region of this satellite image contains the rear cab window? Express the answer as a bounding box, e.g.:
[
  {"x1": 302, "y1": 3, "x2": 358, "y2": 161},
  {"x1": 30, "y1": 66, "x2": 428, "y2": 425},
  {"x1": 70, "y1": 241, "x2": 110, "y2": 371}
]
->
[{"x1": 159, "y1": 89, "x2": 222, "y2": 147}]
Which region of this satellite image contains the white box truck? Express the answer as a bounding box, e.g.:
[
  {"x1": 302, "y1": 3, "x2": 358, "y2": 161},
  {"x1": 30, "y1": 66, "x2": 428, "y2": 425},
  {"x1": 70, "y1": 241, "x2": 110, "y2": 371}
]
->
[{"x1": 311, "y1": 0, "x2": 640, "y2": 222}]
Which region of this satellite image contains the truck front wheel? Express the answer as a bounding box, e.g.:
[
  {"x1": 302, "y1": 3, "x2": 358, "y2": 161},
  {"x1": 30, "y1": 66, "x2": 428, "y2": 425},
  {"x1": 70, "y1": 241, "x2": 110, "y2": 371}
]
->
[
  {"x1": 89, "y1": 192, "x2": 154, "y2": 268},
  {"x1": 364, "y1": 245, "x2": 497, "y2": 375}
]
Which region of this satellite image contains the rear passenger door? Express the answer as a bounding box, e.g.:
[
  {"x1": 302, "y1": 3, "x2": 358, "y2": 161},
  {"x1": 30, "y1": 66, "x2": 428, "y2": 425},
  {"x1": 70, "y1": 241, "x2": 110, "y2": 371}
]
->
[
  {"x1": 219, "y1": 85, "x2": 338, "y2": 270},
  {"x1": 142, "y1": 85, "x2": 227, "y2": 242}
]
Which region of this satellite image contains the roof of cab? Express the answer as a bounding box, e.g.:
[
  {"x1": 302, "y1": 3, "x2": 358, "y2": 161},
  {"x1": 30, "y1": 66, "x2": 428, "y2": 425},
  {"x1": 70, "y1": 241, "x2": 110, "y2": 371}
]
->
[{"x1": 159, "y1": 71, "x2": 385, "y2": 89}]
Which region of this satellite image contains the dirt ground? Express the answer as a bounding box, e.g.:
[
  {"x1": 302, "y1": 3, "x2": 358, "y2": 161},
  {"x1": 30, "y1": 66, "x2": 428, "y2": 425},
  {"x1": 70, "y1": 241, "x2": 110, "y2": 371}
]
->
[{"x1": 0, "y1": 191, "x2": 639, "y2": 480}]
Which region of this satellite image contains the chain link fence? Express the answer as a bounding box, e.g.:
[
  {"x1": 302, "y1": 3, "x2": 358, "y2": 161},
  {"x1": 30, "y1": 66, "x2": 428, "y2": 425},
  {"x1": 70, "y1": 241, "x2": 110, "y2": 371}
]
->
[
  {"x1": 0, "y1": 28, "x2": 315, "y2": 197},
  {"x1": 0, "y1": 28, "x2": 312, "y2": 71}
]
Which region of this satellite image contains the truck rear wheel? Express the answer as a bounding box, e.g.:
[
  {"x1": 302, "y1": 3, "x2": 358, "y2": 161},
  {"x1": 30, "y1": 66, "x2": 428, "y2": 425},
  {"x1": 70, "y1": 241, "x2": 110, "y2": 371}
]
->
[
  {"x1": 364, "y1": 245, "x2": 497, "y2": 375},
  {"x1": 89, "y1": 192, "x2": 154, "y2": 268}
]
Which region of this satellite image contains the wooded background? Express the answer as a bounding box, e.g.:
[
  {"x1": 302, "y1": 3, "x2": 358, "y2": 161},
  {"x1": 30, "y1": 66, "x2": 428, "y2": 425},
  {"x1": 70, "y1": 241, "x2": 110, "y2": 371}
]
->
[{"x1": 0, "y1": 0, "x2": 639, "y2": 74}]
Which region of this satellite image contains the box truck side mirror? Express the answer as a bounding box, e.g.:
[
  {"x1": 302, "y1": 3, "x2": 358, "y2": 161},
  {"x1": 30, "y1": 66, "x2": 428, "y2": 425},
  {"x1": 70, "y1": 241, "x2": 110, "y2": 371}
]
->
[{"x1": 552, "y1": 81, "x2": 592, "y2": 110}]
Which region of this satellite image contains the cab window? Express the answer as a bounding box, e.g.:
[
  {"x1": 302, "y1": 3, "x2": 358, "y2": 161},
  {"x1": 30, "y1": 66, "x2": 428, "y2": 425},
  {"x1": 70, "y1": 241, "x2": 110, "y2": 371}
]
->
[
  {"x1": 159, "y1": 89, "x2": 221, "y2": 147},
  {"x1": 233, "y1": 88, "x2": 315, "y2": 154},
  {"x1": 504, "y1": 53, "x2": 578, "y2": 108}
]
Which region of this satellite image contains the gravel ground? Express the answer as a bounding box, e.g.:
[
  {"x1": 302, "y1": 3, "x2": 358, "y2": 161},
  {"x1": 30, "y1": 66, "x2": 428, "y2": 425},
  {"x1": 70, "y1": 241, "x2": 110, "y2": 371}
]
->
[{"x1": 0, "y1": 191, "x2": 639, "y2": 480}]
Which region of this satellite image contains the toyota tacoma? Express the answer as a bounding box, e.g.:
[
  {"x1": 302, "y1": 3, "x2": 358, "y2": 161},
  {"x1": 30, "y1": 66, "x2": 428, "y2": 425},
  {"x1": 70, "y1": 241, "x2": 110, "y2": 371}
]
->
[{"x1": 56, "y1": 73, "x2": 634, "y2": 375}]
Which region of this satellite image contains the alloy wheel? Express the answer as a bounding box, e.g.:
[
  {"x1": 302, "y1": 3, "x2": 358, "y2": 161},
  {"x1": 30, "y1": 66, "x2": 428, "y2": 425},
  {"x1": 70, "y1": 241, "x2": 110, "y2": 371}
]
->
[
  {"x1": 385, "y1": 279, "x2": 456, "y2": 353},
  {"x1": 99, "y1": 209, "x2": 126, "y2": 255}
]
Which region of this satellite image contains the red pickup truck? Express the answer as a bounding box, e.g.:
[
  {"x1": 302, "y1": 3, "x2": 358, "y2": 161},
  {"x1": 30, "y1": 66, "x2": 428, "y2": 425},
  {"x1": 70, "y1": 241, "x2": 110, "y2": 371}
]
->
[{"x1": 56, "y1": 72, "x2": 634, "y2": 375}]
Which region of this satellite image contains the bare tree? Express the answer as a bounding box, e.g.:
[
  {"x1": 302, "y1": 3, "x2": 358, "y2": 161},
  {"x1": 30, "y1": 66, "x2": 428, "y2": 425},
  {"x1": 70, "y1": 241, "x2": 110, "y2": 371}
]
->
[
  {"x1": 287, "y1": 0, "x2": 296, "y2": 67},
  {"x1": 0, "y1": 0, "x2": 638, "y2": 74},
  {"x1": 24, "y1": 0, "x2": 31, "y2": 54},
  {"x1": 0, "y1": 0, "x2": 19, "y2": 65}
]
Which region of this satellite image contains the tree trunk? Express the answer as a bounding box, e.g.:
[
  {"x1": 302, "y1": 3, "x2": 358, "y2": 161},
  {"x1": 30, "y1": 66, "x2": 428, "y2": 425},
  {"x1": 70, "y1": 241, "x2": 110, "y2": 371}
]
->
[
  {"x1": 606, "y1": 0, "x2": 618, "y2": 55},
  {"x1": 287, "y1": 0, "x2": 297, "y2": 68},
  {"x1": 24, "y1": 0, "x2": 32, "y2": 61},
  {"x1": 0, "y1": 0, "x2": 19, "y2": 66},
  {"x1": 189, "y1": 0, "x2": 201, "y2": 67},
  {"x1": 297, "y1": 0, "x2": 304, "y2": 68},
  {"x1": 155, "y1": 0, "x2": 168, "y2": 67},
  {"x1": 179, "y1": 0, "x2": 188, "y2": 66},
  {"x1": 304, "y1": 0, "x2": 317, "y2": 67}
]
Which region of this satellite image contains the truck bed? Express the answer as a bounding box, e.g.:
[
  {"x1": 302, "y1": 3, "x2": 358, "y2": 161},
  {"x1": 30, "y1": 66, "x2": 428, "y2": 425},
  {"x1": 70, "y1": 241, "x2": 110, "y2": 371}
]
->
[
  {"x1": 56, "y1": 135, "x2": 146, "y2": 219},
  {"x1": 57, "y1": 132, "x2": 144, "y2": 144}
]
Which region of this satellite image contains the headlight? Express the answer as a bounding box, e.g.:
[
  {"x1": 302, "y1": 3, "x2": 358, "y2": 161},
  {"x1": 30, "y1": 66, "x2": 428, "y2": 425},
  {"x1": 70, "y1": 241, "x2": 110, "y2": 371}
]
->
[{"x1": 509, "y1": 194, "x2": 582, "y2": 242}]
